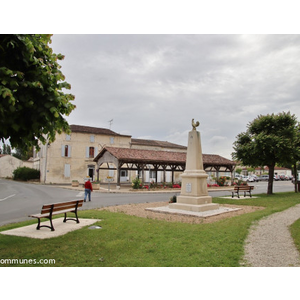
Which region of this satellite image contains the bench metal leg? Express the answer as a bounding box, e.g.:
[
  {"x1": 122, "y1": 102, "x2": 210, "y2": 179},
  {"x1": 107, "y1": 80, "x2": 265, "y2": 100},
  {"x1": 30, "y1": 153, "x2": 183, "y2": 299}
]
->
[
  {"x1": 36, "y1": 218, "x2": 41, "y2": 230},
  {"x1": 49, "y1": 218, "x2": 55, "y2": 231},
  {"x1": 63, "y1": 212, "x2": 80, "y2": 224},
  {"x1": 36, "y1": 218, "x2": 55, "y2": 231}
]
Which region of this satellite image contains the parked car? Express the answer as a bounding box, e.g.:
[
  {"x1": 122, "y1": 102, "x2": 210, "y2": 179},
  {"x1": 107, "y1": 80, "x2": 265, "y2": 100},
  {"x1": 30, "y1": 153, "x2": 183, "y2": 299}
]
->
[
  {"x1": 242, "y1": 175, "x2": 248, "y2": 182},
  {"x1": 247, "y1": 175, "x2": 258, "y2": 182},
  {"x1": 274, "y1": 175, "x2": 280, "y2": 181},
  {"x1": 279, "y1": 175, "x2": 289, "y2": 181},
  {"x1": 258, "y1": 175, "x2": 269, "y2": 181}
]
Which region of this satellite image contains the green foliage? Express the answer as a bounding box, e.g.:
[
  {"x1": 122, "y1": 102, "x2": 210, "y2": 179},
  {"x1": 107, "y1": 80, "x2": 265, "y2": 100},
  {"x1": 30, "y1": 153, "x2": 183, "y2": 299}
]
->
[
  {"x1": 169, "y1": 195, "x2": 177, "y2": 203},
  {"x1": 235, "y1": 167, "x2": 242, "y2": 174},
  {"x1": 13, "y1": 166, "x2": 40, "y2": 181},
  {"x1": 0, "y1": 34, "x2": 75, "y2": 151},
  {"x1": 290, "y1": 218, "x2": 300, "y2": 254},
  {"x1": 216, "y1": 176, "x2": 227, "y2": 186},
  {"x1": 131, "y1": 177, "x2": 141, "y2": 189},
  {"x1": 232, "y1": 112, "x2": 300, "y2": 194},
  {"x1": 233, "y1": 112, "x2": 299, "y2": 166},
  {"x1": 12, "y1": 146, "x2": 33, "y2": 160}
]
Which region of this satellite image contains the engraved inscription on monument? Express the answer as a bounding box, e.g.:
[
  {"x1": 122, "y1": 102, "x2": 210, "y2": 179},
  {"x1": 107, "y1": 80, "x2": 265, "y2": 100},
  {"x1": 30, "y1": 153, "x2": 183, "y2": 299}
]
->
[{"x1": 186, "y1": 183, "x2": 192, "y2": 193}]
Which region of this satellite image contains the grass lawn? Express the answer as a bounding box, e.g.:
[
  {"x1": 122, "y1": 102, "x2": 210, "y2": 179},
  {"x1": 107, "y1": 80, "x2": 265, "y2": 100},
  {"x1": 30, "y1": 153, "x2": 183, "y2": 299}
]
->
[{"x1": 1, "y1": 192, "x2": 300, "y2": 267}]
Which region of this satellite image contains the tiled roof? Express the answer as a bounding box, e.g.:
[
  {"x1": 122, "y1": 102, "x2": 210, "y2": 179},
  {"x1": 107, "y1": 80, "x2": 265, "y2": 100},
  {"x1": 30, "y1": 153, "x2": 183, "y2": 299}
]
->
[
  {"x1": 94, "y1": 146, "x2": 236, "y2": 167},
  {"x1": 99, "y1": 147, "x2": 186, "y2": 164},
  {"x1": 203, "y1": 154, "x2": 236, "y2": 166},
  {"x1": 131, "y1": 138, "x2": 187, "y2": 150},
  {"x1": 70, "y1": 125, "x2": 131, "y2": 137}
]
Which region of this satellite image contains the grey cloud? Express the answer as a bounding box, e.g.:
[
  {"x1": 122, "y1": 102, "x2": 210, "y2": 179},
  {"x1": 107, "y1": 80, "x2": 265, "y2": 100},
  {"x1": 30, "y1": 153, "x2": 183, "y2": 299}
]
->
[{"x1": 51, "y1": 34, "x2": 300, "y2": 158}]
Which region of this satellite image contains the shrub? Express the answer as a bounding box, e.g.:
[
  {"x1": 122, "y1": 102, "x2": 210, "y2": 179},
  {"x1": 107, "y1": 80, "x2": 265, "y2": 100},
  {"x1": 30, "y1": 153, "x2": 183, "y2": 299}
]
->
[
  {"x1": 165, "y1": 182, "x2": 173, "y2": 188},
  {"x1": 131, "y1": 177, "x2": 141, "y2": 189},
  {"x1": 216, "y1": 176, "x2": 227, "y2": 186},
  {"x1": 172, "y1": 184, "x2": 181, "y2": 189},
  {"x1": 13, "y1": 167, "x2": 40, "y2": 181},
  {"x1": 169, "y1": 195, "x2": 177, "y2": 203}
]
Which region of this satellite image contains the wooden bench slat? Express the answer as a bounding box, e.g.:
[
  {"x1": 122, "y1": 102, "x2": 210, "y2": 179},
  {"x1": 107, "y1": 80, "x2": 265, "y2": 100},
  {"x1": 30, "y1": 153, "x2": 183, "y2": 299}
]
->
[
  {"x1": 30, "y1": 208, "x2": 79, "y2": 218},
  {"x1": 41, "y1": 203, "x2": 83, "y2": 214}
]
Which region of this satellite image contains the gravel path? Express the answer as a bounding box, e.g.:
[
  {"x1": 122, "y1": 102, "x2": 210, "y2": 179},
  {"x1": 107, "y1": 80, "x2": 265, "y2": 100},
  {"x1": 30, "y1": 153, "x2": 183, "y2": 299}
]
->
[{"x1": 243, "y1": 204, "x2": 300, "y2": 267}]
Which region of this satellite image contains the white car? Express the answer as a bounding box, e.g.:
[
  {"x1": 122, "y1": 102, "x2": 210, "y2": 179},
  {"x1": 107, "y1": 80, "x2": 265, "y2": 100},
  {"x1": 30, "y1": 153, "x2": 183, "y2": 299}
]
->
[{"x1": 247, "y1": 175, "x2": 258, "y2": 182}]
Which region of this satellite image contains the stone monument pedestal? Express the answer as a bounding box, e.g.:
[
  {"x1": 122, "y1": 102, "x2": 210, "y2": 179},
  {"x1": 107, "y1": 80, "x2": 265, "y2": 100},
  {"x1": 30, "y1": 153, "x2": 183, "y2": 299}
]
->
[{"x1": 169, "y1": 126, "x2": 219, "y2": 212}]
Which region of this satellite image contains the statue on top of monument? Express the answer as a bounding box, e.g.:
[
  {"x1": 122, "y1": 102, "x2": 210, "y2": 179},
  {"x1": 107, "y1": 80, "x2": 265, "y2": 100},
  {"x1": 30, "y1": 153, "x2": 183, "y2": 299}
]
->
[{"x1": 192, "y1": 118, "x2": 200, "y2": 130}]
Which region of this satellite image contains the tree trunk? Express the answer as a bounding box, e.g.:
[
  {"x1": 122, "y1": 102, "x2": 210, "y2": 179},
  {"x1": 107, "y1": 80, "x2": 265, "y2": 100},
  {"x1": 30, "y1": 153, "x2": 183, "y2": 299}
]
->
[
  {"x1": 267, "y1": 164, "x2": 275, "y2": 195},
  {"x1": 294, "y1": 163, "x2": 298, "y2": 193}
]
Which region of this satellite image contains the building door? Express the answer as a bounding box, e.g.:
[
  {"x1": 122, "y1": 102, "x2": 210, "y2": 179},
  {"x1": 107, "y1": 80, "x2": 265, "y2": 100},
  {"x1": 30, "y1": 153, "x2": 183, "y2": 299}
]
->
[{"x1": 88, "y1": 165, "x2": 95, "y2": 181}]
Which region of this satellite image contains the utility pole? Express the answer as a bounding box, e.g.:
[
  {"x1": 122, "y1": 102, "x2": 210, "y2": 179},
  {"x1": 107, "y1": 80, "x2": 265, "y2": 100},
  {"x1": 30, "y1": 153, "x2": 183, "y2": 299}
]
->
[{"x1": 108, "y1": 119, "x2": 113, "y2": 129}]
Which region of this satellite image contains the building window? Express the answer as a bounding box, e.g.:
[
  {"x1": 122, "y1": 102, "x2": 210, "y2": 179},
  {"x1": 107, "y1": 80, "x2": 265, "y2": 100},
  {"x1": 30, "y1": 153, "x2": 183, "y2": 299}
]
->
[
  {"x1": 86, "y1": 146, "x2": 98, "y2": 158},
  {"x1": 110, "y1": 137, "x2": 114, "y2": 144},
  {"x1": 62, "y1": 145, "x2": 71, "y2": 157},
  {"x1": 66, "y1": 134, "x2": 71, "y2": 141},
  {"x1": 150, "y1": 170, "x2": 157, "y2": 179},
  {"x1": 89, "y1": 147, "x2": 94, "y2": 158},
  {"x1": 90, "y1": 135, "x2": 95, "y2": 142},
  {"x1": 65, "y1": 145, "x2": 69, "y2": 157},
  {"x1": 120, "y1": 170, "x2": 128, "y2": 177}
]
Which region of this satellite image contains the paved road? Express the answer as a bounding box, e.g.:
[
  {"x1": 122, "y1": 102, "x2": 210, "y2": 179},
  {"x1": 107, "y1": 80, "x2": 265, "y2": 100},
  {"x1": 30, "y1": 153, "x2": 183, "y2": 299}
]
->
[
  {"x1": 0, "y1": 178, "x2": 295, "y2": 226},
  {"x1": 0, "y1": 179, "x2": 179, "y2": 226}
]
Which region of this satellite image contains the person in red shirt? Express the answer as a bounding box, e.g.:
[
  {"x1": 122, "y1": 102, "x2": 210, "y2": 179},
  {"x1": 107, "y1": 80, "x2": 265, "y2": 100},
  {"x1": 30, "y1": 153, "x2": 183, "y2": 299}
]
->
[{"x1": 84, "y1": 179, "x2": 93, "y2": 202}]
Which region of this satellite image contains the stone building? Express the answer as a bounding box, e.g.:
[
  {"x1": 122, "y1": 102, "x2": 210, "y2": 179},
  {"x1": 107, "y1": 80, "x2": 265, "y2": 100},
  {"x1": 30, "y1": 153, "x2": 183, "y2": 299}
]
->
[{"x1": 35, "y1": 124, "x2": 236, "y2": 185}]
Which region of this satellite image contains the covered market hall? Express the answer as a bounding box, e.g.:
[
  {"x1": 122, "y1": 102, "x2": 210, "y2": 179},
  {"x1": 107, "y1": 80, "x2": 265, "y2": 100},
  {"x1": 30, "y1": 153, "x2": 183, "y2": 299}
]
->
[{"x1": 93, "y1": 146, "x2": 236, "y2": 187}]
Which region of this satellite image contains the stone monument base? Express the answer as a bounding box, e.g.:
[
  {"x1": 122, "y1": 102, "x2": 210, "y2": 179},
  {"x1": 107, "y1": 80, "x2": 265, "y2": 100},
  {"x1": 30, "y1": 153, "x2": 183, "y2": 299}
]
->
[
  {"x1": 169, "y1": 202, "x2": 219, "y2": 212},
  {"x1": 176, "y1": 194, "x2": 213, "y2": 205},
  {"x1": 169, "y1": 194, "x2": 219, "y2": 212}
]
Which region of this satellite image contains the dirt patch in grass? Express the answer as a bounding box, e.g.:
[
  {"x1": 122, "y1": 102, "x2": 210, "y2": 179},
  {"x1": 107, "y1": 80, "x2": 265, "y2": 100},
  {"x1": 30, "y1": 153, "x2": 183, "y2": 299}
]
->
[{"x1": 99, "y1": 202, "x2": 264, "y2": 224}]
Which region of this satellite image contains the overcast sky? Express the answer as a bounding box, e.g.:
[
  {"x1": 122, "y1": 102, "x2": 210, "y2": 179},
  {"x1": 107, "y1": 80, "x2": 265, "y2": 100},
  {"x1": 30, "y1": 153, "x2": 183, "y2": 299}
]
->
[{"x1": 50, "y1": 34, "x2": 300, "y2": 159}]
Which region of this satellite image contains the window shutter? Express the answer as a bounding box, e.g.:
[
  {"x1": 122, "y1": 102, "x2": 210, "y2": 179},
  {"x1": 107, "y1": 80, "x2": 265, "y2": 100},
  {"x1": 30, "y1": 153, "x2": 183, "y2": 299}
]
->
[
  {"x1": 61, "y1": 145, "x2": 65, "y2": 157},
  {"x1": 64, "y1": 164, "x2": 70, "y2": 177},
  {"x1": 86, "y1": 147, "x2": 89, "y2": 158},
  {"x1": 94, "y1": 147, "x2": 98, "y2": 158},
  {"x1": 109, "y1": 164, "x2": 114, "y2": 177},
  {"x1": 68, "y1": 145, "x2": 71, "y2": 157}
]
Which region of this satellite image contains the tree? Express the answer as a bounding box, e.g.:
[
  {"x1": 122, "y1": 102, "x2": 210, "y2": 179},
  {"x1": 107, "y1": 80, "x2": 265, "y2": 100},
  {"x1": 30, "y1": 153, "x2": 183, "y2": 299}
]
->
[
  {"x1": 290, "y1": 124, "x2": 300, "y2": 192},
  {"x1": 12, "y1": 146, "x2": 33, "y2": 160},
  {"x1": 232, "y1": 112, "x2": 300, "y2": 194},
  {"x1": 0, "y1": 34, "x2": 75, "y2": 151}
]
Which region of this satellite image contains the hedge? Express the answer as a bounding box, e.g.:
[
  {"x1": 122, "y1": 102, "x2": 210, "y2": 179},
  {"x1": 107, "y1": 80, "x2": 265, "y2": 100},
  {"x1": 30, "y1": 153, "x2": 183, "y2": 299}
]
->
[{"x1": 13, "y1": 167, "x2": 40, "y2": 181}]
